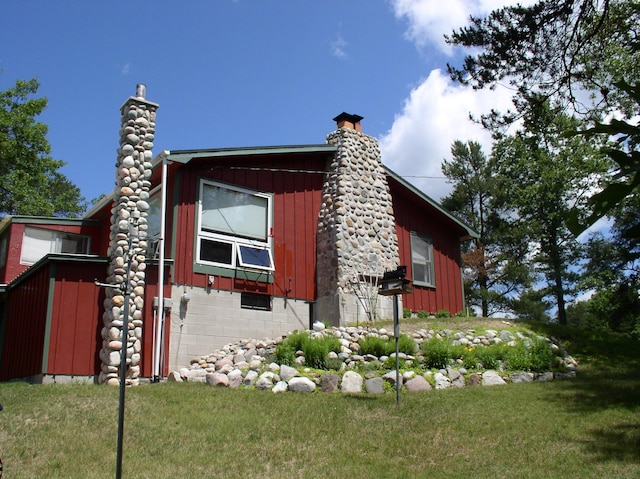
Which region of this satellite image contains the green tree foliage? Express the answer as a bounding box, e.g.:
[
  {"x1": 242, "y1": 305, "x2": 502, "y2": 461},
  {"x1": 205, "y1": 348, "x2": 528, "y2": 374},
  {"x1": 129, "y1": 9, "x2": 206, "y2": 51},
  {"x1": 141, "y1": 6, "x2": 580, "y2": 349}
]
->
[
  {"x1": 0, "y1": 78, "x2": 85, "y2": 217},
  {"x1": 489, "y1": 99, "x2": 609, "y2": 324},
  {"x1": 441, "y1": 140, "x2": 532, "y2": 317},
  {"x1": 446, "y1": 0, "x2": 640, "y2": 125},
  {"x1": 571, "y1": 194, "x2": 640, "y2": 336}
]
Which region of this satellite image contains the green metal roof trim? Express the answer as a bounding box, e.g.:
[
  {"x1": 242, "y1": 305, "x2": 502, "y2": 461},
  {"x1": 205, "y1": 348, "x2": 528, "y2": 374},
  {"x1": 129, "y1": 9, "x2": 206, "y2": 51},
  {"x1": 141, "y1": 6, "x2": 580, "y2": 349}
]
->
[
  {"x1": 3, "y1": 254, "x2": 174, "y2": 291},
  {"x1": 0, "y1": 215, "x2": 101, "y2": 235},
  {"x1": 166, "y1": 144, "x2": 338, "y2": 164},
  {"x1": 383, "y1": 166, "x2": 478, "y2": 240}
]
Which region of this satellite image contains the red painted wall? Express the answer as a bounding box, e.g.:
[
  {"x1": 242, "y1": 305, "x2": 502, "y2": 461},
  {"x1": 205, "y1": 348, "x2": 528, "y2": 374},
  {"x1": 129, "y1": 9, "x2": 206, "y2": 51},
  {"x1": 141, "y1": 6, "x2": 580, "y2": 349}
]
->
[
  {"x1": 390, "y1": 181, "x2": 466, "y2": 315},
  {"x1": 46, "y1": 261, "x2": 106, "y2": 376},
  {"x1": 0, "y1": 257, "x2": 172, "y2": 381},
  {"x1": 171, "y1": 153, "x2": 329, "y2": 301},
  {"x1": 0, "y1": 264, "x2": 51, "y2": 381}
]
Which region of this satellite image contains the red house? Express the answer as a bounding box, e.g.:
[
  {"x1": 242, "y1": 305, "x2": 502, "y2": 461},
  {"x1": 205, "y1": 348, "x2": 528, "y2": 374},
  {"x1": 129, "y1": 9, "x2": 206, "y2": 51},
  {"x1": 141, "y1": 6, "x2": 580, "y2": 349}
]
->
[{"x1": 0, "y1": 89, "x2": 476, "y2": 383}]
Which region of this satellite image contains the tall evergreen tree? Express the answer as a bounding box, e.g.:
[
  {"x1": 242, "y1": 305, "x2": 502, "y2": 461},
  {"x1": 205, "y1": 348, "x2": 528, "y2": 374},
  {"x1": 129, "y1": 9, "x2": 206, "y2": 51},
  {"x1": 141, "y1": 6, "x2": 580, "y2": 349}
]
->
[
  {"x1": 490, "y1": 99, "x2": 609, "y2": 324},
  {"x1": 441, "y1": 140, "x2": 532, "y2": 317}
]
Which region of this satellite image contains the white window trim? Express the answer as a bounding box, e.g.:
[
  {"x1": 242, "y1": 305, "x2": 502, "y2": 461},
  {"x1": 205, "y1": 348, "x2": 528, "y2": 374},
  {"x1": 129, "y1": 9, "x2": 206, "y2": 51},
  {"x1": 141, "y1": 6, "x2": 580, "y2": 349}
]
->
[
  {"x1": 196, "y1": 179, "x2": 274, "y2": 272},
  {"x1": 410, "y1": 231, "x2": 435, "y2": 288}
]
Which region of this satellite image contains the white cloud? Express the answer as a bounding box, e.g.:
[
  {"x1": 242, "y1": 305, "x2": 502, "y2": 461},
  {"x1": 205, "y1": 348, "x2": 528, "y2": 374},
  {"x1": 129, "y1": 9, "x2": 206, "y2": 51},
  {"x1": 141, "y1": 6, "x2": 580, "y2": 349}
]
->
[
  {"x1": 379, "y1": 69, "x2": 514, "y2": 201},
  {"x1": 331, "y1": 34, "x2": 348, "y2": 59},
  {"x1": 121, "y1": 62, "x2": 131, "y2": 75},
  {"x1": 380, "y1": 0, "x2": 535, "y2": 200},
  {"x1": 389, "y1": 0, "x2": 537, "y2": 55}
]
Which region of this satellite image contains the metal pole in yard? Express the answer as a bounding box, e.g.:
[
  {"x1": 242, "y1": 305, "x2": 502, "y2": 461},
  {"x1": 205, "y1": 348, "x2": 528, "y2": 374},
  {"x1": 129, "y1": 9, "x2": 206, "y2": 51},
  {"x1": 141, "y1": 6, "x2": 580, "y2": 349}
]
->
[
  {"x1": 394, "y1": 293, "x2": 400, "y2": 406},
  {"x1": 115, "y1": 228, "x2": 134, "y2": 479}
]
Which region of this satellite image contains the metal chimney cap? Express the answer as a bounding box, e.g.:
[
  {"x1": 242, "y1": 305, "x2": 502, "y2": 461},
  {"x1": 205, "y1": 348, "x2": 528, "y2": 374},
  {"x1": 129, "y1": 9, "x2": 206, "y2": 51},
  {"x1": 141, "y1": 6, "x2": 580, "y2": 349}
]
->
[{"x1": 135, "y1": 84, "x2": 147, "y2": 99}]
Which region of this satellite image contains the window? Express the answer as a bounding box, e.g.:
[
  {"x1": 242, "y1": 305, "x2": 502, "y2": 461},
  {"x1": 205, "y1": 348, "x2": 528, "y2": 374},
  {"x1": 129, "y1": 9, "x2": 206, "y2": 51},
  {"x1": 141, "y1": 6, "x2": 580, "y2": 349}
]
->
[
  {"x1": 146, "y1": 190, "x2": 162, "y2": 257},
  {"x1": 196, "y1": 180, "x2": 274, "y2": 272},
  {"x1": 241, "y1": 292, "x2": 272, "y2": 311},
  {"x1": 411, "y1": 231, "x2": 435, "y2": 287},
  {"x1": 20, "y1": 226, "x2": 90, "y2": 265}
]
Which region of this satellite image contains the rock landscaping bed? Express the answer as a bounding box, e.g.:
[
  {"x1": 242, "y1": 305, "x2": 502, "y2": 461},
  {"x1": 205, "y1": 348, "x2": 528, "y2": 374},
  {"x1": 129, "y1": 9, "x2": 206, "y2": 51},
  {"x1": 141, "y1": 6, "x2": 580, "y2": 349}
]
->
[{"x1": 169, "y1": 322, "x2": 578, "y2": 394}]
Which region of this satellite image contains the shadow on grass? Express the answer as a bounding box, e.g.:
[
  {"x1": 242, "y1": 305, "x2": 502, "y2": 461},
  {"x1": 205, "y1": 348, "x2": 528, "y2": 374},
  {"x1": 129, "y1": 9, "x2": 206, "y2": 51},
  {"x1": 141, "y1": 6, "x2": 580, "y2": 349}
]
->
[{"x1": 523, "y1": 320, "x2": 640, "y2": 463}]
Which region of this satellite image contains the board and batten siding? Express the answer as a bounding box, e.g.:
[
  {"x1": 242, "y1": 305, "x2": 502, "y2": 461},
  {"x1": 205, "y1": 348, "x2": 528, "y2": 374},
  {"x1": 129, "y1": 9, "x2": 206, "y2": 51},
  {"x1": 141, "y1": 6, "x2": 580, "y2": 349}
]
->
[
  {"x1": 391, "y1": 184, "x2": 466, "y2": 316},
  {"x1": 170, "y1": 153, "x2": 327, "y2": 301}
]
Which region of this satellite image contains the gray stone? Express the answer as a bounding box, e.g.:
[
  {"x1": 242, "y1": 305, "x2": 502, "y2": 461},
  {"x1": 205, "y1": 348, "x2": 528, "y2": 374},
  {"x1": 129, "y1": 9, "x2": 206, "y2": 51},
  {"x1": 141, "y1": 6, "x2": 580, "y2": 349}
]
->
[
  {"x1": 341, "y1": 371, "x2": 363, "y2": 393},
  {"x1": 434, "y1": 372, "x2": 451, "y2": 389},
  {"x1": 206, "y1": 372, "x2": 229, "y2": 387},
  {"x1": 511, "y1": 372, "x2": 534, "y2": 383},
  {"x1": 288, "y1": 377, "x2": 316, "y2": 393},
  {"x1": 405, "y1": 375, "x2": 432, "y2": 392},
  {"x1": 272, "y1": 381, "x2": 288, "y2": 393},
  {"x1": 255, "y1": 376, "x2": 273, "y2": 390},
  {"x1": 227, "y1": 369, "x2": 243, "y2": 388},
  {"x1": 167, "y1": 371, "x2": 183, "y2": 382},
  {"x1": 535, "y1": 372, "x2": 554, "y2": 382},
  {"x1": 451, "y1": 376, "x2": 465, "y2": 388},
  {"x1": 365, "y1": 377, "x2": 384, "y2": 394},
  {"x1": 279, "y1": 364, "x2": 298, "y2": 382},
  {"x1": 321, "y1": 374, "x2": 340, "y2": 393},
  {"x1": 446, "y1": 367, "x2": 461, "y2": 381},
  {"x1": 243, "y1": 370, "x2": 258, "y2": 387},
  {"x1": 382, "y1": 371, "x2": 402, "y2": 387},
  {"x1": 482, "y1": 370, "x2": 507, "y2": 386},
  {"x1": 467, "y1": 373, "x2": 481, "y2": 386}
]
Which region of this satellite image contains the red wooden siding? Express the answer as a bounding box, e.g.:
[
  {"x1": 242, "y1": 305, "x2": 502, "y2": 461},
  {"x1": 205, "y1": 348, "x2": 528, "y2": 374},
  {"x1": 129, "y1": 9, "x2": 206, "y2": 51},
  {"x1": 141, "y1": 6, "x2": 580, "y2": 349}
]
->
[
  {"x1": 170, "y1": 153, "x2": 329, "y2": 301},
  {"x1": 0, "y1": 264, "x2": 52, "y2": 380},
  {"x1": 46, "y1": 261, "x2": 106, "y2": 376},
  {"x1": 390, "y1": 183, "x2": 466, "y2": 316},
  {"x1": 139, "y1": 264, "x2": 173, "y2": 377},
  {"x1": 0, "y1": 257, "x2": 172, "y2": 381}
]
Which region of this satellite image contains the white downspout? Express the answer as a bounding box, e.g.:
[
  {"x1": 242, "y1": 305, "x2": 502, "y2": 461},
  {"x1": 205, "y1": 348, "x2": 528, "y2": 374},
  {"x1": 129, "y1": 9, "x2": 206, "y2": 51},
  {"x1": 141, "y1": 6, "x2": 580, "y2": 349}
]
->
[{"x1": 153, "y1": 150, "x2": 170, "y2": 381}]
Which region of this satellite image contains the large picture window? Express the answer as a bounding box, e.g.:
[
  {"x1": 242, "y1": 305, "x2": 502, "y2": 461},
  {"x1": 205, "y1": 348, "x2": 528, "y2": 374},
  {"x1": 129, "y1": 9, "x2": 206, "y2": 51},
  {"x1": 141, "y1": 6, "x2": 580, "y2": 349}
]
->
[
  {"x1": 196, "y1": 180, "x2": 274, "y2": 271},
  {"x1": 411, "y1": 231, "x2": 435, "y2": 287},
  {"x1": 20, "y1": 226, "x2": 90, "y2": 266}
]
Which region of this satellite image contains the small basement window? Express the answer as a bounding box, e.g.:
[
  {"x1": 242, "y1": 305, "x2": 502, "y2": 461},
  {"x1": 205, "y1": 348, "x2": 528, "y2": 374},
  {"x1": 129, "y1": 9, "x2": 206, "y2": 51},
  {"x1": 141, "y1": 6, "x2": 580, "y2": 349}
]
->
[{"x1": 241, "y1": 292, "x2": 272, "y2": 311}]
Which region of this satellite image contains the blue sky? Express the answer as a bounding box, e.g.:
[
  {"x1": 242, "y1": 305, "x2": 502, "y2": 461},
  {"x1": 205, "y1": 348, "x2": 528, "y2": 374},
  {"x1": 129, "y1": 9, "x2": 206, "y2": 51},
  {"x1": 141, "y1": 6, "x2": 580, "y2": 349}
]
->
[{"x1": 0, "y1": 0, "x2": 520, "y2": 205}]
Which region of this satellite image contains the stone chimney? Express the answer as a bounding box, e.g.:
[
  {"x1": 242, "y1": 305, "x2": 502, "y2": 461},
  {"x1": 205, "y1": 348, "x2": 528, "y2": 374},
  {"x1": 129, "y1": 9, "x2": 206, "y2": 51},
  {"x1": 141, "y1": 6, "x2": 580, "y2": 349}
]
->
[
  {"x1": 316, "y1": 113, "x2": 400, "y2": 326},
  {"x1": 99, "y1": 85, "x2": 159, "y2": 386}
]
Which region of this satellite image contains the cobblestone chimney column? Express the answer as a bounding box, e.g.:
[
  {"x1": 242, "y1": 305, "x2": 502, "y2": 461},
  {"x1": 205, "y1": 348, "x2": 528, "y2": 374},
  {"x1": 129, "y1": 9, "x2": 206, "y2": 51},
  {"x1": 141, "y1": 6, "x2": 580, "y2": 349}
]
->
[
  {"x1": 316, "y1": 113, "x2": 400, "y2": 326},
  {"x1": 99, "y1": 84, "x2": 159, "y2": 386}
]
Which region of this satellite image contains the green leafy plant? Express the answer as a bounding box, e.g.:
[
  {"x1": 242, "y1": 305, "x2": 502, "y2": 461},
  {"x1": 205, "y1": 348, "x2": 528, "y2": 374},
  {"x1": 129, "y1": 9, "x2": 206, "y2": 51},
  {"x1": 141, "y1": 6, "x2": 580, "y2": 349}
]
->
[
  {"x1": 435, "y1": 309, "x2": 452, "y2": 318},
  {"x1": 505, "y1": 338, "x2": 554, "y2": 372},
  {"x1": 422, "y1": 337, "x2": 451, "y2": 369},
  {"x1": 303, "y1": 335, "x2": 342, "y2": 370},
  {"x1": 359, "y1": 334, "x2": 417, "y2": 357}
]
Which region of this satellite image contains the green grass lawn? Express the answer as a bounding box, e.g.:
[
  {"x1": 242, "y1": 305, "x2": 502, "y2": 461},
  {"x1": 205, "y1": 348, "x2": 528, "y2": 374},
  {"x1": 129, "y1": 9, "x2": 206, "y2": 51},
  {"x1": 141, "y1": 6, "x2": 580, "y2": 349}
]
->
[{"x1": 1, "y1": 320, "x2": 639, "y2": 479}]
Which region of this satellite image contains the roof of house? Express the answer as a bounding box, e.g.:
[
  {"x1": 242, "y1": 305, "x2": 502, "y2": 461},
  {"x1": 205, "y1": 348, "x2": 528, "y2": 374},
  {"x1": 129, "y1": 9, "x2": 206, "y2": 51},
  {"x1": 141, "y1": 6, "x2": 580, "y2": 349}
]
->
[{"x1": 82, "y1": 144, "x2": 477, "y2": 239}]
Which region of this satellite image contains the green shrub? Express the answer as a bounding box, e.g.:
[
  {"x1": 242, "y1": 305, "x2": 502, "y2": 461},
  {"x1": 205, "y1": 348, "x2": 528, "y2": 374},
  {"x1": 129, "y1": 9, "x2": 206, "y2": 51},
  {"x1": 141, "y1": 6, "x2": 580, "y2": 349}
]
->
[
  {"x1": 417, "y1": 310, "x2": 430, "y2": 319},
  {"x1": 508, "y1": 338, "x2": 554, "y2": 372},
  {"x1": 359, "y1": 335, "x2": 391, "y2": 357},
  {"x1": 398, "y1": 334, "x2": 418, "y2": 355},
  {"x1": 302, "y1": 335, "x2": 341, "y2": 370},
  {"x1": 285, "y1": 330, "x2": 309, "y2": 352},
  {"x1": 461, "y1": 347, "x2": 479, "y2": 370},
  {"x1": 403, "y1": 308, "x2": 412, "y2": 319},
  {"x1": 359, "y1": 334, "x2": 417, "y2": 357},
  {"x1": 435, "y1": 309, "x2": 451, "y2": 318},
  {"x1": 422, "y1": 338, "x2": 451, "y2": 369},
  {"x1": 275, "y1": 343, "x2": 296, "y2": 366},
  {"x1": 474, "y1": 343, "x2": 508, "y2": 370}
]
